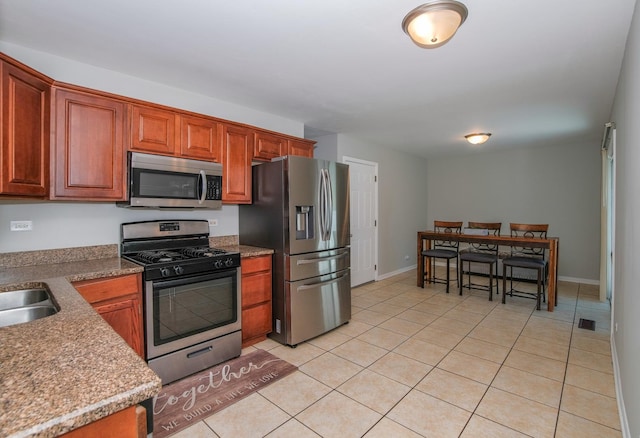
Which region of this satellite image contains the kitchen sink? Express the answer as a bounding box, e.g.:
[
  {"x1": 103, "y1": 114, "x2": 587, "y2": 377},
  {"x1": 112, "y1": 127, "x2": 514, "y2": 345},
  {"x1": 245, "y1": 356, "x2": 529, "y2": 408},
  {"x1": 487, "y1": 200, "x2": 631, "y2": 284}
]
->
[
  {"x1": 0, "y1": 306, "x2": 58, "y2": 328},
  {"x1": 0, "y1": 288, "x2": 52, "y2": 311},
  {"x1": 0, "y1": 287, "x2": 59, "y2": 327}
]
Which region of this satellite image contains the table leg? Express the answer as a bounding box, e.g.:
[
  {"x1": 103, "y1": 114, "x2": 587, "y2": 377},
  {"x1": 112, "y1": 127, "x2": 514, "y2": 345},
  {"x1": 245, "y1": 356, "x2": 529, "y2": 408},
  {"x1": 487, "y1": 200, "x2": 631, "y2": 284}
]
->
[
  {"x1": 547, "y1": 239, "x2": 558, "y2": 311},
  {"x1": 417, "y1": 235, "x2": 431, "y2": 288},
  {"x1": 417, "y1": 233, "x2": 423, "y2": 287}
]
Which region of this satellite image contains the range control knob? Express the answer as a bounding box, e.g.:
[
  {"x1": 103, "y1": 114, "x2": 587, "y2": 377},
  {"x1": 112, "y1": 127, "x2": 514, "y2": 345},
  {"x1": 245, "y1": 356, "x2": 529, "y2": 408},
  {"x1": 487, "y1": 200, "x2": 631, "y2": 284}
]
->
[
  {"x1": 173, "y1": 265, "x2": 184, "y2": 275},
  {"x1": 225, "y1": 258, "x2": 235, "y2": 267},
  {"x1": 159, "y1": 267, "x2": 171, "y2": 278},
  {"x1": 214, "y1": 260, "x2": 224, "y2": 269}
]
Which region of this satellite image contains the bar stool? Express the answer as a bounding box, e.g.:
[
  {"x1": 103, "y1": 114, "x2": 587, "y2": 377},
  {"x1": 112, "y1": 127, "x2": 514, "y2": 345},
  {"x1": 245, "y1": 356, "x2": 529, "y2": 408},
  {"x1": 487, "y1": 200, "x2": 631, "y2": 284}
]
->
[
  {"x1": 502, "y1": 223, "x2": 549, "y2": 310},
  {"x1": 458, "y1": 222, "x2": 501, "y2": 300},
  {"x1": 421, "y1": 221, "x2": 462, "y2": 293}
]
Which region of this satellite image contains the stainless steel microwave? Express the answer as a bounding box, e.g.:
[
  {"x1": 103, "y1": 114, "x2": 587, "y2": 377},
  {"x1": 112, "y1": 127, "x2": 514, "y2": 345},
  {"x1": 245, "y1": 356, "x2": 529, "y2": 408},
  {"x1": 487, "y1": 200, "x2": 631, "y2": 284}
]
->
[{"x1": 118, "y1": 152, "x2": 223, "y2": 209}]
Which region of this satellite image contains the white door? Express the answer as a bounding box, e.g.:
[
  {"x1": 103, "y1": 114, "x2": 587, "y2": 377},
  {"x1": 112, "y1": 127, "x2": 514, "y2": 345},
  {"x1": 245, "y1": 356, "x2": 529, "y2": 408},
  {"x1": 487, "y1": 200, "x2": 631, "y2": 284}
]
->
[
  {"x1": 600, "y1": 123, "x2": 616, "y2": 305},
  {"x1": 344, "y1": 156, "x2": 378, "y2": 287}
]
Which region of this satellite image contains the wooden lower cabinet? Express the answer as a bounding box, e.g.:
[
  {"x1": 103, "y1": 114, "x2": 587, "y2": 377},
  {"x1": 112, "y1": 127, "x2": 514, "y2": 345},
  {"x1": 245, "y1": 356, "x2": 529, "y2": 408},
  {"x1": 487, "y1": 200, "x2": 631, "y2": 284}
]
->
[
  {"x1": 73, "y1": 273, "x2": 144, "y2": 358},
  {"x1": 61, "y1": 405, "x2": 145, "y2": 438},
  {"x1": 241, "y1": 255, "x2": 273, "y2": 347}
]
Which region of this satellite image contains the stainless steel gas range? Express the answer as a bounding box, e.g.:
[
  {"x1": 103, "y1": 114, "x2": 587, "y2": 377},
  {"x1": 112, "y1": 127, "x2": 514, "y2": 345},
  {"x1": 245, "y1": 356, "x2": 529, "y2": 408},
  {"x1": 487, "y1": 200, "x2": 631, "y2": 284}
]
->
[{"x1": 121, "y1": 220, "x2": 241, "y2": 385}]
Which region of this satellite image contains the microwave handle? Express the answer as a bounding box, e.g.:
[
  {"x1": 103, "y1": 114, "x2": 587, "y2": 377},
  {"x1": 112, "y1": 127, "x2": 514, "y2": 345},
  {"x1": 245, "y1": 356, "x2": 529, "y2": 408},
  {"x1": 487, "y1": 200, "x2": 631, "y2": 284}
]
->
[{"x1": 198, "y1": 170, "x2": 207, "y2": 205}]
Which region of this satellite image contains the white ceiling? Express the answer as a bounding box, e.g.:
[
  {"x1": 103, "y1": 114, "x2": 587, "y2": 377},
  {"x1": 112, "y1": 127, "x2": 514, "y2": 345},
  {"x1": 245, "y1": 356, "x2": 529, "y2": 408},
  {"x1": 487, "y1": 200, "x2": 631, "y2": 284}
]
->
[{"x1": 0, "y1": 0, "x2": 636, "y2": 157}]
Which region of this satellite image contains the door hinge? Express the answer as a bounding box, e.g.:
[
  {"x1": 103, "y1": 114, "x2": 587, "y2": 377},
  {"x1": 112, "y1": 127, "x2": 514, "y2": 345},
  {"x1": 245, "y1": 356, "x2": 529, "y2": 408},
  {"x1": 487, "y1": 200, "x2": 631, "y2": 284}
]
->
[
  {"x1": 374, "y1": 220, "x2": 377, "y2": 226},
  {"x1": 374, "y1": 175, "x2": 377, "y2": 182},
  {"x1": 374, "y1": 264, "x2": 377, "y2": 270}
]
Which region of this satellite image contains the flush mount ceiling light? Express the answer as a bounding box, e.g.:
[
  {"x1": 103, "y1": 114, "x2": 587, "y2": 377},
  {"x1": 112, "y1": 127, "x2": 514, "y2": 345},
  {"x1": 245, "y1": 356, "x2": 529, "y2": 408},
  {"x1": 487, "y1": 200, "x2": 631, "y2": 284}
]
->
[
  {"x1": 402, "y1": 0, "x2": 468, "y2": 49},
  {"x1": 465, "y1": 133, "x2": 492, "y2": 145}
]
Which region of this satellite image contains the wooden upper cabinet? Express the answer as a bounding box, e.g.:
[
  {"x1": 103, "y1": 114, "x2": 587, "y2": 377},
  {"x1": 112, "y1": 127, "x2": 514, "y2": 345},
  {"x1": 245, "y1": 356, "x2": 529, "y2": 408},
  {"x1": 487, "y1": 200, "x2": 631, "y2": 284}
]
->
[
  {"x1": 180, "y1": 115, "x2": 222, "y2": 162},
  {"x1": 52, "y1": 87, "x2": 127, "y2": 200},
  {"x1": 288, "y1": 139, "x2": 314, "y2": 158},
  {"x1": 222, "y1": 123, "x2": 253, "y2": 204},
  {"x1": 130, "y1": 104, "x2": 178, "y2": 155},
  {"x1": 0, "y1": 60, "x2": 51, "y2": 197},
  {"x1": 253, "y1": 131, "x2": 286, "y2": 161},
  {"x1": 130, "y1": 105, "x2": 221, "y2": 162}
]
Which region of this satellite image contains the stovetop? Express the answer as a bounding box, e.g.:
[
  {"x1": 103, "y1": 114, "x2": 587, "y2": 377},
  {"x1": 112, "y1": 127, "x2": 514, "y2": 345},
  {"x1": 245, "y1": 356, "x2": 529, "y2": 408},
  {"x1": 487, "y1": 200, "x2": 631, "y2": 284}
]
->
[
  {"x1": 125, "y1": 247, "x2": 230, "y2": 265},
  {"x1": 120, "y1": 220, "x2": 241, "y2": 280}
]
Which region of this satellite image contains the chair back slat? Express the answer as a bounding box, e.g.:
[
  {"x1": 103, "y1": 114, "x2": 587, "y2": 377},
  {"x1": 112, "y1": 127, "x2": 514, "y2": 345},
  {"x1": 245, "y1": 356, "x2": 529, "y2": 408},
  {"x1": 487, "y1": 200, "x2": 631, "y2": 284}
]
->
[
  {"x1": 467, "y1": 222, "x2": 501, "y2": 253},
  {"x1": 433, "y1": 221, "x2": 463, "y2": 250},
  {"x1": 509, "y1": 223, "x2": 548, "y2": 257}
]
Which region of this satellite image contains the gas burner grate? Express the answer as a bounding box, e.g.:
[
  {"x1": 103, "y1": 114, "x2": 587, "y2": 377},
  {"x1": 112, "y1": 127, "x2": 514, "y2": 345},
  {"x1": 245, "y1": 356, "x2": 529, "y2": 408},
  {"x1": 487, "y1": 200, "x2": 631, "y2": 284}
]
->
[
  {"x1": 180, "y1": 247, "x2": 228, "y2": 258},
  {"x1": 136, "y1": 250, "x2": 186, "y2": 263}
]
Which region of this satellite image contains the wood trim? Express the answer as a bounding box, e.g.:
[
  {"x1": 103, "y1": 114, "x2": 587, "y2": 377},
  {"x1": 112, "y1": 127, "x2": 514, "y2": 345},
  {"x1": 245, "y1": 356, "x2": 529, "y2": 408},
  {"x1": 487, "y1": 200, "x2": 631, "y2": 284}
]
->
[{"x1": 60, "y1": 406, "x2": 138, "y2": 438}]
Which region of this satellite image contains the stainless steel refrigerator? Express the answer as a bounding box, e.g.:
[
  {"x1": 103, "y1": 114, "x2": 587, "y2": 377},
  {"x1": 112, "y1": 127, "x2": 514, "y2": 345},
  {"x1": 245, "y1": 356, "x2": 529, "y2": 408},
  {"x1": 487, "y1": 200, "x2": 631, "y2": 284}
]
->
[{"x1": 239, "y1": 155, "x2": 350, "y2": 346}]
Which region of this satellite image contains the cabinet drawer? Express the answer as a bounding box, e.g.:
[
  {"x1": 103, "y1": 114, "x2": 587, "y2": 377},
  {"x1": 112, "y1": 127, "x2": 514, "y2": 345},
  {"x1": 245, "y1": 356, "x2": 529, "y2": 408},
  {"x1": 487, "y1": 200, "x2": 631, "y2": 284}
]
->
[
  {"x1": 242, "y1": 273, "x2": 271, "y2": 307},
  {"x1": 74, "y1": 274, "x2": 140, "y2": 304},
  {"x1": 242, "y1": 302, "x2": 272, "y2": 342},
  {"x1": 241, "y1": 255, "x2": 272, "y2": 274}
]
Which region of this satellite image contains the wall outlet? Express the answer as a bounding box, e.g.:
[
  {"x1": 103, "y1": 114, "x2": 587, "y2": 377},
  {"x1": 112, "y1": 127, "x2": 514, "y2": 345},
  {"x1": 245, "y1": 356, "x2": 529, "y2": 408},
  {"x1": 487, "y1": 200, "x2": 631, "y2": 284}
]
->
[
  {"x1": 208, "y1": 219, "x2": 218, "y2": 227},
  {"x1": 10, "y1": 220, "x2": 33, "y2": 231},
  {"x1": 404, "y1": 255, "x2": 410, "y2": 260}
]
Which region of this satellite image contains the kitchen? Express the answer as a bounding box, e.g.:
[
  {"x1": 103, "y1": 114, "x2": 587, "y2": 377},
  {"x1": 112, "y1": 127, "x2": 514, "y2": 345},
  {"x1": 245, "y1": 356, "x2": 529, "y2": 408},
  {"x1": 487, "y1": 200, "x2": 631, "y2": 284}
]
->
[{"x1": 1, "y1": 0, "x2": 639, "y2": 437}]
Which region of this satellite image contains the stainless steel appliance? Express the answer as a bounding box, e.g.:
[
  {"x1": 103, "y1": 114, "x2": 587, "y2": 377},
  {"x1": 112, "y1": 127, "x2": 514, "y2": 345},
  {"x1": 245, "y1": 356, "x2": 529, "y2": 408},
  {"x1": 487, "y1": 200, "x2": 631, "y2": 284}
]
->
[
  {"x1": 118, "y1": 152, "x2": 223, "y2": 209},
  {"x1": 121, "y1": 220, "x2": 241, "y2": 384},
  {"x1": 239, "y1": 156, "x2": 350, "y2": 346}
]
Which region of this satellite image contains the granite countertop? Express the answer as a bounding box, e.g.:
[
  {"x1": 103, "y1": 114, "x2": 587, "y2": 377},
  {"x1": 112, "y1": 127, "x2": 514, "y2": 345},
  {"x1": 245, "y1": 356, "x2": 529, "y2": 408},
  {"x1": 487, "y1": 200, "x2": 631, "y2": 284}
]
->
[
  {"x1": 0, "y1": 241, "x2": 273, "y2": 437},
  {"x1": 0, "y1": 251, "x2": 159, "y2": 438}
]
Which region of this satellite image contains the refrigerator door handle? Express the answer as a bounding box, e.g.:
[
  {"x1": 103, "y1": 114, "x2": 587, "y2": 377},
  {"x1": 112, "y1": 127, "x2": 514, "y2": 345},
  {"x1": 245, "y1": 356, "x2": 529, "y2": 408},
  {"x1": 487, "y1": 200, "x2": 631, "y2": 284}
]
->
[
  {"x1": 319, "y1": 168, "x2": 333, "y2": 241},
  {"x1": 297, "y1": 272, "x2": 350, "y2": 291},
  {"x1": 296, "y1": 252, "x2": 349, "y2": 265}
]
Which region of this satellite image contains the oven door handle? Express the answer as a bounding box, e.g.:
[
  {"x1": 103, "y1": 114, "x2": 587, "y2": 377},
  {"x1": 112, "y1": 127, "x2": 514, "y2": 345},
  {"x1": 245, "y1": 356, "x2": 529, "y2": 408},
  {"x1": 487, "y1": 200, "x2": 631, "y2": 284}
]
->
[{"x1": 198, "y1": 170, "x2": 207, "y2": 205}]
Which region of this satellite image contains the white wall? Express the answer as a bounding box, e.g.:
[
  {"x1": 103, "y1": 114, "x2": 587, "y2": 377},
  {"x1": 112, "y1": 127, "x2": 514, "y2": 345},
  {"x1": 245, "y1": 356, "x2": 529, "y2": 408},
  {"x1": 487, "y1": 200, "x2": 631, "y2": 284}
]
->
[
  {"x1": 336, "y1": 134, "x2": 430, "y2": 276},
  {"x1": 610, "y1": 0, "x2": 640, "y2": 435},
  {"x1": 425, "y1": 141, "x2": 601, "y2": 282},
  {"x1": 0, "y1": 201, "x2": 238, "y2": 252},
  {"x1": 0, "y1": 42, "x2": 302, "y2": 138}
]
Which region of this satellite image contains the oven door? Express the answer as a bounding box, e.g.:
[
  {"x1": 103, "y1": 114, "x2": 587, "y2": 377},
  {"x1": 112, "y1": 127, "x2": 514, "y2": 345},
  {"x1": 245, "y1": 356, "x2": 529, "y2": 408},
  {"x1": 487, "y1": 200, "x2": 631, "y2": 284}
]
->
[{"x1": 144, "y1": 268, "x2": 241, "y2": 360}]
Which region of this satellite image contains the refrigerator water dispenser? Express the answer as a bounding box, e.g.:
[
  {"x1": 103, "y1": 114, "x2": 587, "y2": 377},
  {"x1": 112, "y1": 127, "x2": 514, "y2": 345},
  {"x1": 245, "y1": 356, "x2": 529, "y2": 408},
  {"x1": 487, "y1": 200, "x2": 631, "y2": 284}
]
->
[{"x1": 296, "y1": 205, "x2": 315, "y2": 240}]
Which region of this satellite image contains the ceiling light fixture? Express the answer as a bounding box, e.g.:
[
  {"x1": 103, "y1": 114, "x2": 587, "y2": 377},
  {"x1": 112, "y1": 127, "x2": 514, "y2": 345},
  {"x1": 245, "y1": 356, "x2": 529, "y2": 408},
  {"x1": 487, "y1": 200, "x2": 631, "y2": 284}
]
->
[
  {"x1": 402, "y1": 0, "x2": 468, "y2": 49},
  {"x1": 465, "y1": 133, "x2": 492, "y2": 145}
]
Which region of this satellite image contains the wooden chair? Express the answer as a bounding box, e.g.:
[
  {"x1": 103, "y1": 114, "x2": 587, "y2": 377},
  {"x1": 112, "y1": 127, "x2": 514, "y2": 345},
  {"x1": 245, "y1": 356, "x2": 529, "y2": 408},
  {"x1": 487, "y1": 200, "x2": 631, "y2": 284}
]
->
[
  {"x1": 422, "y1": 221, "x2": 463, "y2": 293},
  {"x1": 501, "y1": 223, "x2": 548, "y2": 310},
  {"x1": 458, "y1": 222, "x2": 501, "y2": 300}
]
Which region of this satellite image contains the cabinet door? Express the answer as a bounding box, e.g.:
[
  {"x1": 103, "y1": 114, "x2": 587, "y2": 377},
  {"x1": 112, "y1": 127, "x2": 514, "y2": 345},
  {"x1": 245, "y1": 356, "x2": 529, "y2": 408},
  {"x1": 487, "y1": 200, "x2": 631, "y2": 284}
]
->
[
  {"x1": 94, "y1": 297, "x2": 144, "y2": 358},
  {"x1": 253, "y1": 131, "x2": 285, "y2": 161},
  {"x1": 288, "y1": 139, "x2": 314, "y2": 158},
  {"x1": 180, "y1": 115, "x2": 222, "y2": 162},
  {"x1": 222, "y1": 123, "x2": 253, "y2": 204},
  {"x1": 52, "y1": 88, "x2": 127, "y2": 200},
  {"x1": 74, "y1": 274, "x2": 144, "y2": 358},
  {"x1": 130, "y1": 104, "x2": 178, "y2": 155},
  {"x1": 242, "y1": 303, "x2": 272, "y2": 346},
  {"x1": 241, "y1": 255, "x2": 272, "y2": 347},
  {"x1": 1, "y1": 61, "x2": 50, "y2": 196}
]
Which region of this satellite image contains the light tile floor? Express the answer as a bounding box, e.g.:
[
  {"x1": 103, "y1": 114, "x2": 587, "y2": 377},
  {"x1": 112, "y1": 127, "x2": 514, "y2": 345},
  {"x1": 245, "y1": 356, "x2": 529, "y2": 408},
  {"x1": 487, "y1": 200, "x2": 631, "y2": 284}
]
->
[{"x1": 168, "y1": 269, "x2": 621, "y2": 438}]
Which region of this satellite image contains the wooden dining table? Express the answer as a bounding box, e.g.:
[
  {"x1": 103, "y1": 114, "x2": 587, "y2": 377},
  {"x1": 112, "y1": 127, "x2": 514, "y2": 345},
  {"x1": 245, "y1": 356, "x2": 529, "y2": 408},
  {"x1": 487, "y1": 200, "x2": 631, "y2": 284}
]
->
[{"x1": 417, "y1": 231, "x2": 559, "y2": 311}]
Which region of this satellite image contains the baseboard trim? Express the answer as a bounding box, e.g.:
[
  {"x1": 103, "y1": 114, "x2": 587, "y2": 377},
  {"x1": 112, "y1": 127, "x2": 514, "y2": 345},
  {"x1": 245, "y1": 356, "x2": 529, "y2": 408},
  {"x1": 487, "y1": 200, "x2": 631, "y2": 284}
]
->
[
  {"x1": 611, "y1": 335, "x2": 630, "y2": 437},
  {"x1": 377, "y1": 264, "x2": 416, "y2": 281}
]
